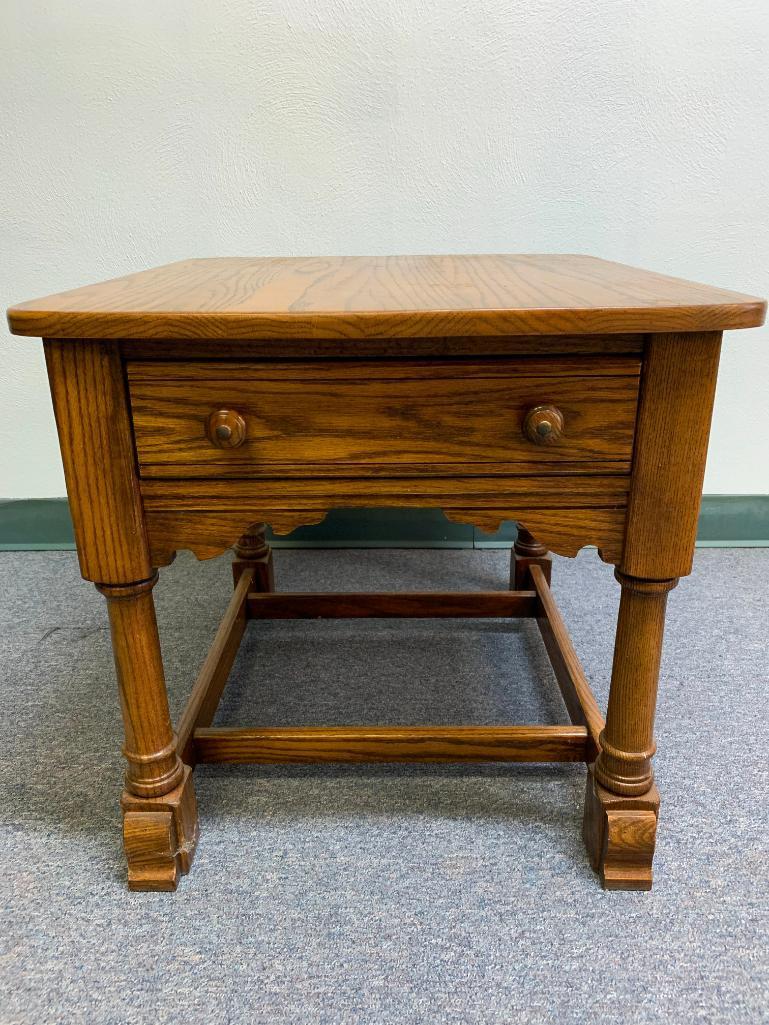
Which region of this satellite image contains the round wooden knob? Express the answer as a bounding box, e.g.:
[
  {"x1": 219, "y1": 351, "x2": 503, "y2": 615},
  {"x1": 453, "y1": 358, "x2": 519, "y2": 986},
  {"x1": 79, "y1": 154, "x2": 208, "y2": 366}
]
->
[
  {"x1": 206, "y1": 409, "x2": 246, "y2": 449},
  {"x1": 522, "y1": 404, "x2": 564, "y2": 445}
]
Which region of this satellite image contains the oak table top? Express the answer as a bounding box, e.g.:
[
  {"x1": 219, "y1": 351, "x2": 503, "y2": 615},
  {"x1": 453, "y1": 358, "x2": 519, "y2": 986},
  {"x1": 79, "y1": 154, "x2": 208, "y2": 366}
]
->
[{"x1": 7, "y1": 254, "x2": 765, "y2": 340}]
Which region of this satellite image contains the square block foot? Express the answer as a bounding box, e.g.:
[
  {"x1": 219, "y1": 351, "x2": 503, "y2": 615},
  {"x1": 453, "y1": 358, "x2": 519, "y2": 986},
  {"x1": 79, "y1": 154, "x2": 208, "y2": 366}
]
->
[
  {"x1": 582, "y1": 765, "x2": 659, "y2": 891},
  {"x1": 121, "y1": 765, "x2": 199, "y2": 891}
]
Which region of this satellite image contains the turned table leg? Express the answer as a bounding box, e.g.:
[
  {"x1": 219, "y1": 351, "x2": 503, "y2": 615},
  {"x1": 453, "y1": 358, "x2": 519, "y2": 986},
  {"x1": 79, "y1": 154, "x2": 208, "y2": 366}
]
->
[
  {"x1": 583, "y1": 571, "x2": 677, "y2": 889},
  {"x1": 233, "y1": 522, "x2": 275, "y2": 592},
  {"x1": 511, "y1": 525, "x2": 552, "y2": 589},
  {"x1": 581, "y1": 333, "x2": 724, "y2": 889},
  {"x1": 43, "y1": 340, "x2": 201, "y2": 890},
  {"x1": 97, "y1": 574, "x2": 199, "y2": 891}
]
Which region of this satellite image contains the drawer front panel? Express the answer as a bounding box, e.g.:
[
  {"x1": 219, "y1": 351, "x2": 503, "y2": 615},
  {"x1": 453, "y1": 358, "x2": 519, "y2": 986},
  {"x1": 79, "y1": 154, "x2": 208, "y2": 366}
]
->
[{"x1": 127, "y1": 359, "x2": 640, "y2": 477}]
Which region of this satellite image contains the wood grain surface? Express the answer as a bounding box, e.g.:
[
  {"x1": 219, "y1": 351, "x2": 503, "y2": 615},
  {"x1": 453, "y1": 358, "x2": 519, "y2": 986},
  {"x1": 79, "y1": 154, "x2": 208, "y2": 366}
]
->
[
  {"x1": 192, "y1": 725, "x2": 589, "y2": 764},
  {"x1": 121, "y1": 766, "x2": 199, "y2": 891},
  {"x1": 137, "y1": 475, "x2": 629, "y2": 564},
  {"x1": 594, "y1": 574, "x2": 677, "y2": 796},
  {"x1": 582, "y1": 767, "x2": 660, "y2": 890},
  {"x1": 8, "y1": 254, "x2": 765, "y2": 339},
  {"x1": 24, "y1": 256, "x2": 764, "y2": 892},
  {"x1": 44, "y1": 339, "x2": 152, "y2": 584},
  {"x1": 119, "y1": 333, "x2": 646, "y2": 360},
  {"x1": 622, "y1": 332, "x2": 723, "y2": 579},
  {"x1": 245, "y1": 591, "x2": 539, "y2": 619},
  {"x1": 530, "y1": 564, "x2": 604, "y2": 758},
  {"x1": 96, "y1": 576, "x2": 185, "y2": 799},
  {"x1": 127, "y1": 358, "x2": 640, "y2": 475},
  {"x1": 175, "y1": 567, "x2": 254, "y2": 765}
]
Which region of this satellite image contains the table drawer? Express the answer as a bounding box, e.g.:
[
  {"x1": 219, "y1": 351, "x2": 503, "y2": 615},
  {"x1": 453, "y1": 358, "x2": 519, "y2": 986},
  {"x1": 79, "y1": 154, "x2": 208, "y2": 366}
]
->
[{"x1": 127, "y1": 359, "x2": 640, "y2": 477}]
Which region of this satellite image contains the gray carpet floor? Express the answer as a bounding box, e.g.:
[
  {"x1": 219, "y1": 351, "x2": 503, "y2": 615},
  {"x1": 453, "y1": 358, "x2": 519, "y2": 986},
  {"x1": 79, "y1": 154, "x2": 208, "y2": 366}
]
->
[{"x1": 0, "y1": 547, "x2": 767, "y2": 1025}]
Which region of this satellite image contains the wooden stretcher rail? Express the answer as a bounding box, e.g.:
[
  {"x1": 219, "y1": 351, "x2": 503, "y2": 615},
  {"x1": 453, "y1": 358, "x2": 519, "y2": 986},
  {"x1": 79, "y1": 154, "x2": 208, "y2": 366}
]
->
[
  {"x1": 529, "y1": 564, "x2": 605, "y2": 759},
  {"x1": 176, "y1": 566, "x2": 254, "y2": 764},
  {"x1": 192, "y1": 725, "x2": 588, "y2": 764},
  {"x1": 246, "y1": 590, "x2": 538, "y2": 619},
  {"x1": 175, "y1": 568, "x2": 606, "y2": 771}
]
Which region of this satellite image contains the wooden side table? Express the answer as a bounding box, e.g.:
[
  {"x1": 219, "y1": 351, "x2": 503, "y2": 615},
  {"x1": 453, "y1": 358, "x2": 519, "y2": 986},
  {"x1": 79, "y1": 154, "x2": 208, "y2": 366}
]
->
[{"x1": 8, "y1": 255, "x2": 765, "y2": 891}]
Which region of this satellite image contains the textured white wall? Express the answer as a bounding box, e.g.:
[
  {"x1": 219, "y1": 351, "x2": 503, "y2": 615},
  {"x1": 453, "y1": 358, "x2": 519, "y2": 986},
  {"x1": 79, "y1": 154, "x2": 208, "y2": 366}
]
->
[{"x1": 1, "y1": 0, "x2": 767, "y2": 497}]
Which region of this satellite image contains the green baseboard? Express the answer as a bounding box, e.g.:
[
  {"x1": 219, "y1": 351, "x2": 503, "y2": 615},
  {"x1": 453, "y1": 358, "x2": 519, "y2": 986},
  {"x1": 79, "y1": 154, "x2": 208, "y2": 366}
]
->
[
  {"x1": 0, "y1": 499, "x2": 78, "y2": 551},
  {"x1": 0, "y1": 496, "x2": 767, "y2": 551}
]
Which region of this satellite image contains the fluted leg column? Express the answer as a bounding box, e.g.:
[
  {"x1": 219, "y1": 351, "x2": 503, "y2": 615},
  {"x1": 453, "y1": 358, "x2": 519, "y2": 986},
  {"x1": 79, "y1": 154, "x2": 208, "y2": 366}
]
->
[
  {"x1": 595, "y1": 572, "x2": 677, "y2": 795},
  {"x1": 97, "y1": 574, "x2": 198, "y2": 891},
  {"x1": 583, "y1": 571, "x2": 676, "y2": 889}
]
